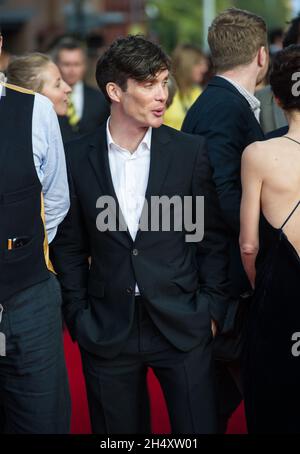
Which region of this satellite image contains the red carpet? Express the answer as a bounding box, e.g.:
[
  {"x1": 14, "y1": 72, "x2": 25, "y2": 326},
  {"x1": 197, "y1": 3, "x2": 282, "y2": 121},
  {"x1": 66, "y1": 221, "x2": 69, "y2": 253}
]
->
[{"x1": 64, "y1": 332, "x2": 247, "y2": 434}]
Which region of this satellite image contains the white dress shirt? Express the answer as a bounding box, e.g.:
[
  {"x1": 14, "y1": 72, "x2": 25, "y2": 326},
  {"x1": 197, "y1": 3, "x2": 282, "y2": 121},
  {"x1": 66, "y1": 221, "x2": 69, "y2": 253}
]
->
[
  {"x1": 0, "y1": 83, "x2": 70, "y2": 243},
  {"x1": 106, "y1": 118, "x2": 152, "y2": 294},
  {"x1": 71, "y1": 80, "x2": 84, "y2": 120}
]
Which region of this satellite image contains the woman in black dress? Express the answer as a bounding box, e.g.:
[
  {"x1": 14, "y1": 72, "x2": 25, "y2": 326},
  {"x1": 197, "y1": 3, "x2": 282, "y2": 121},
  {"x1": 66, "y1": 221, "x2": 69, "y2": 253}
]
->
[{"x1": 240, "y1": 45, "x2": 300, "y2": 433}]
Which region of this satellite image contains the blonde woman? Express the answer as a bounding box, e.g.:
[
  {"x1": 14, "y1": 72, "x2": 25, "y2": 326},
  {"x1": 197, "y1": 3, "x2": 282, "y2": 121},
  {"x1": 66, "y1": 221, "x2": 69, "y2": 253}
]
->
[
  {"x1": 164, "y1": 44, "x2": 208, "y2": 130},
  {"x1": 6, "y1": 53, "x2": 71, "y2": 116}
]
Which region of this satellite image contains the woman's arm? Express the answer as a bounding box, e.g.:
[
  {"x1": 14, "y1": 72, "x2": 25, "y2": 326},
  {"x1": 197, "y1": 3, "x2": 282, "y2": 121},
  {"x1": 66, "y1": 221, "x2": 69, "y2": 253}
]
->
[{"x1": 239, "y1": 143, "x2": 263, "y2": 289}]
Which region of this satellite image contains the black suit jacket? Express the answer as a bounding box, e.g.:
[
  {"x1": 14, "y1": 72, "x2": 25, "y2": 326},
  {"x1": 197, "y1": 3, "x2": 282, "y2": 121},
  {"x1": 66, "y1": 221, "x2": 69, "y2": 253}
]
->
[
  {"x1": 59, "y1": 83, "x2": 110, "y2": 142},
  {"x1": 182, "y1": 76, "x2": 265, "y2": 297},
  {"x1": 50, "y1": 124, "x2": 231, "y2": 358},
  {"x1": 266, "y1": 125, "x2": 288, "y2": 139}
]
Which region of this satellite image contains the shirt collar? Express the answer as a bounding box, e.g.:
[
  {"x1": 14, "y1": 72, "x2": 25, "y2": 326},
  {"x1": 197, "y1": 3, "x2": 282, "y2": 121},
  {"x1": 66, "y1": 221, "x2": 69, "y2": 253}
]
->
[
  {"x1": 0, "y1": 76, "x2": 6, "y2": 99},
  {"x1": 218, "y1": 75, "x2": 261, "y2": 113},
  {"x1": 72, "y1": 80, "x2": 84, "y2": 96},
  {"x1": 106, "y1": 116, "x2": 152, "y2": 154}
]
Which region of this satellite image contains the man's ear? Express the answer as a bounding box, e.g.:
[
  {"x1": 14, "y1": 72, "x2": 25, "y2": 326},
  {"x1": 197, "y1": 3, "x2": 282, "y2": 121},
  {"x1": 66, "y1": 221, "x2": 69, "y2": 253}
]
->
[
  {"x1": 106, "y1": 82, "x2": 123, "y2": 103},
  {"x1": 0, "y1": 36, "x2": 2, "y2": 55},
  {"x1": 258, "y1": 46, "x2": 268, "y2": 68}
]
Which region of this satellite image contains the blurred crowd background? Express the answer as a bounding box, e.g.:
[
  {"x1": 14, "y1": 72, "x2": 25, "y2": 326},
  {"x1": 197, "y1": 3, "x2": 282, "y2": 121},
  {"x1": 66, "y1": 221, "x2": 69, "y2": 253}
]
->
[
  {"x1": 0, "y1": 1, "x2": 299, "y2": 74},
  {"x1": 1, "y1": 0, "x2": 300, "y2": 134}
]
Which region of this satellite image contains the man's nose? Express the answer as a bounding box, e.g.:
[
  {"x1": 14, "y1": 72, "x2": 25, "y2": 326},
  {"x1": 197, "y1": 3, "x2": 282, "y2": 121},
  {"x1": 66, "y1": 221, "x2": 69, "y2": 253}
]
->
[{"x1": 155, "y1": 84, "x2": 168, "y2": 102}]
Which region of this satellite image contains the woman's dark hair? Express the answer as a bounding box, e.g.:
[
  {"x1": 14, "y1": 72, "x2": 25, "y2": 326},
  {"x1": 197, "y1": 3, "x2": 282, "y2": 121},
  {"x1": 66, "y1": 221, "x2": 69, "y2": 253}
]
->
[
  {"x1": 96, "y1": 35, "x2": 170, "y2": 103},
  {"x1": 283, "y1": 16, "x2": 300, "y2": 48},
  {"x1": 270, "y1": 45, "x2": 300, "y2": 112}
]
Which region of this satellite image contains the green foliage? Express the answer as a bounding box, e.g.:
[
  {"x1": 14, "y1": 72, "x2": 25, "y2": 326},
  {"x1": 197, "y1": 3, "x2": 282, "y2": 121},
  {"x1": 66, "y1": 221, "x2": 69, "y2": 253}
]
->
[
  {"x1": 147, "y1": 0, "x2": 291, "y2": 53},
  {"x1": 234, "y1": 0, "x2": 291, "y2": 29},
  {"x1": 147, "y1": 0, "x2": 199, "y2": 52}
]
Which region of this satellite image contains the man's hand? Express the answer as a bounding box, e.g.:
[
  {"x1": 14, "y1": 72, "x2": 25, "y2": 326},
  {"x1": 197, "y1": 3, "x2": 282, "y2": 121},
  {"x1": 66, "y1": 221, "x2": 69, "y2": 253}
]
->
[{"x1": 211, "y1": 319, "x2": 217, "y2": 338}]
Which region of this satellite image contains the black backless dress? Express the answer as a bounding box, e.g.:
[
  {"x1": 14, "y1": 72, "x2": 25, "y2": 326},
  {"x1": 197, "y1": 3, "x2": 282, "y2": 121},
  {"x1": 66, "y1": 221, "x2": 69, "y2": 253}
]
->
[{"x1": 243, "y1": 137, "x2": 300, "y2": 433}]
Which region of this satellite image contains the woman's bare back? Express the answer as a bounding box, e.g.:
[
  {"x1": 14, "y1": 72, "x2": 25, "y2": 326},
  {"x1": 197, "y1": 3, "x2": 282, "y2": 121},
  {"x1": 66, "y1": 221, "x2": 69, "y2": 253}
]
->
[{"x1": 259, "y1": 136, "x2": 300, "y2": 255}]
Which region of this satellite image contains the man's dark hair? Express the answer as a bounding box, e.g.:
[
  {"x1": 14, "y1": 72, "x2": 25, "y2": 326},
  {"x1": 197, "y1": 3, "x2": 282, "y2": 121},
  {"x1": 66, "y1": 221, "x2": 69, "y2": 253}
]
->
[
  {"x1": 96, "y1": 35, "x2": 170, "y2": 103},
  {"x1": 270, "y1": 44, "x2": 300, "y2": 111},
  {"x1": 269, "y1": 28, "x2": 283, "y2": 45},
  {"x1": 283, "y1": 15, "x2": 300, "y2": 47},
  {"x1": 51, "y1": 36, "x2": 87, "y2": 62}
]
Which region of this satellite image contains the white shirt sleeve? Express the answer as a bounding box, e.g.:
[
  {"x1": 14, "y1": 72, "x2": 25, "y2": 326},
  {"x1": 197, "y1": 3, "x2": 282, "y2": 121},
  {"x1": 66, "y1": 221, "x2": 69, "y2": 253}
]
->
[{"x1": 32, "y1": 93, "x2": 70, "y2": 243}]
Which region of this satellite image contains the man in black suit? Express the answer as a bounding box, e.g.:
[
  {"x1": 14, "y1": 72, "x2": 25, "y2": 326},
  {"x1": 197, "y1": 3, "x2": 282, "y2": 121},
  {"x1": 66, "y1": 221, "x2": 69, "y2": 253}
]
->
[
  {"x1": 51, "y1": 35, "x2": 231, "y2": 434},
  {"x1": 182, "y1": 8, "x2": 268, "y2": 432},
  {"x1": 52, "y1": 37, "x2": 110, "y2": 141}
]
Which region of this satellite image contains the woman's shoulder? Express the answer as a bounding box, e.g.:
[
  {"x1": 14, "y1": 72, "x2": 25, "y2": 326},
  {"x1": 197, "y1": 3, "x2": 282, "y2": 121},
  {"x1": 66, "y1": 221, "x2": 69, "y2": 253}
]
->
[
  {"x1": 243, "y1": 137, "x2": 285, "y2": 160},
  {"x1": 242, "y1": 138, "x2": 286, "y2": 176}
]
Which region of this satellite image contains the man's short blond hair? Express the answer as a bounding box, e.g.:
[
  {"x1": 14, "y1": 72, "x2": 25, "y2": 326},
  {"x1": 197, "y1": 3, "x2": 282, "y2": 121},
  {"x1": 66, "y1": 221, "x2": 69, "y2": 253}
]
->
[{"x1": 208, "y1": 8, "x2": 267, "y2": 72}]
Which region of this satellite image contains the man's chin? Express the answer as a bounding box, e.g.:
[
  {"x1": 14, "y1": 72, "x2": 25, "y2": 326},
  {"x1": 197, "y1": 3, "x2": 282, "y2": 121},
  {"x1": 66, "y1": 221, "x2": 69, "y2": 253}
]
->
[
  {"x1": 136, "y1": 115, "x2": 164, "y2": 129},
  {"x1": 148, "y1": 117, "x2": 164, "y2": 129}
]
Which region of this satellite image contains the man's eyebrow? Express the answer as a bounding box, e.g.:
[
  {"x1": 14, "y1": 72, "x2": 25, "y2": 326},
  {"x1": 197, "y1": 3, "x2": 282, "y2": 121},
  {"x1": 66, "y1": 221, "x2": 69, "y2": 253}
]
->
[{"x1": 138, "y1": 79, "x2": 155, "y2": 84}]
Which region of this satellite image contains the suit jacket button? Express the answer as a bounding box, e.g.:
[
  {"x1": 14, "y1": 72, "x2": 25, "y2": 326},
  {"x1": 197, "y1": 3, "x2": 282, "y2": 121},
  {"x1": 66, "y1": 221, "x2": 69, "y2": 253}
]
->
[
  {"x1": 126, "y1": 287, "x2": 133, "y2": 294},
  {"x1": 132, "y1": 248, "x2": 139, "y2": 256}
]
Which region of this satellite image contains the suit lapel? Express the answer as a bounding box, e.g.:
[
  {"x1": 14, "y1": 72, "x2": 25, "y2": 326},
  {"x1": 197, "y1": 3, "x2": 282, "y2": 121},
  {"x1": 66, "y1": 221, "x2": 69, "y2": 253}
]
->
[
  {"x1": 88, "y1": 125, "x2": 115, "y2": 198},
  {"x1": 88, "y1": 125, "x2": 132, "y2": 244},
  {"x1": 135, "y1": 126, "x2": 172, "y2": 244},
  {"x1": 79, "y1": 84, "x2": 87, "y2": 128},
  {"x1": 88, "y1": 124, "x2": 173, "y2": 245}
]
